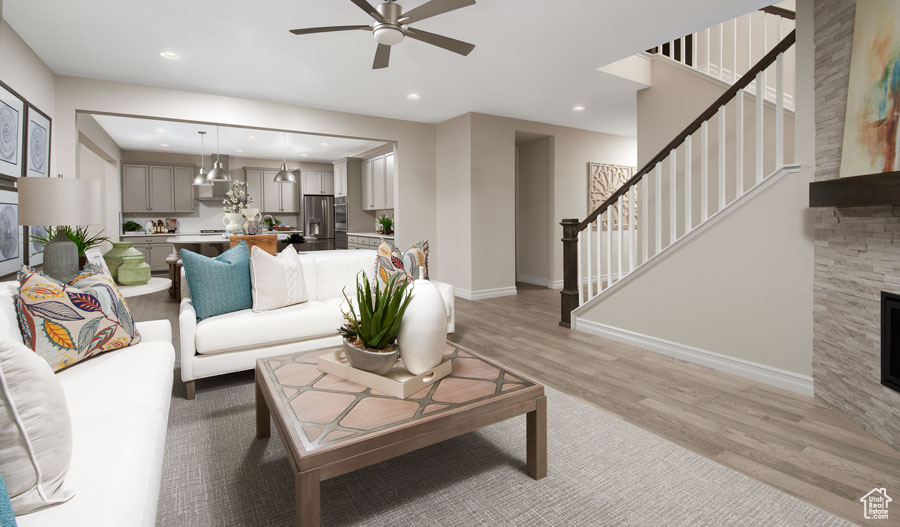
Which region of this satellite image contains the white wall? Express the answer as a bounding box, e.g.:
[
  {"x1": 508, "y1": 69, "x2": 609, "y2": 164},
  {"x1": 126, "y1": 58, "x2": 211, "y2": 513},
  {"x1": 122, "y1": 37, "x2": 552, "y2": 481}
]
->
[{"x1": 435, "y1": 114, "x2": 472, "y2": 292}]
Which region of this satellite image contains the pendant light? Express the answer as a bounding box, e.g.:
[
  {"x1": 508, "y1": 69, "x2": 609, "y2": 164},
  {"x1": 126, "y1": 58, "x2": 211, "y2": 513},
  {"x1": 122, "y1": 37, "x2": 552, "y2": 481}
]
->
[
  {"x1": 192, "y1": 131, "x2": 211, "y2": 185},
  {"x1": 273, "y1": 132, "x2": 297, "y2": 184},
  {"x1": 206, "y1": 126, "x2": 231, "y2": 182}
]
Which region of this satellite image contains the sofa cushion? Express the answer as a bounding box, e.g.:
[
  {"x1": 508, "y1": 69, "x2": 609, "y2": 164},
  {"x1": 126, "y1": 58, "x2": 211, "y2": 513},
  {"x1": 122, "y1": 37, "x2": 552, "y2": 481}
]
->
[
  {"x1": 181, "y1": 242, "x2": 252, "y2": 321},
  {"x1": 0, "y1": 282, "x2": 23, "y2": 344},
  {"x1": 17, "y1": 266, "x2": 141, "y2": 372},
  {"x1": 250, "y1": 245, "x2": 307, "y2": 312},
  {"x1": 0, "y1": 338, "x2": 73, "y2": 515},
  {"x1": 404, "y1": 240, "x2": 430, "y2": 279},
  {"x1": 375, "y1": 240, "x2": 411, "y2": 288},
  {"x1": 314, "y1": 252, "x2": 378, "y2": 301},
  {"x1": 194, "y1": 301, "x2": 343, "y2": 355}
]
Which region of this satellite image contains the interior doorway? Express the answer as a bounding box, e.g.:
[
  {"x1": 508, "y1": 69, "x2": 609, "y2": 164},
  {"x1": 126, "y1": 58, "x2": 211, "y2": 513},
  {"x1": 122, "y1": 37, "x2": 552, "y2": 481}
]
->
[{"x1": 514, "y1": 131, "x2": 553, "y2": 287}]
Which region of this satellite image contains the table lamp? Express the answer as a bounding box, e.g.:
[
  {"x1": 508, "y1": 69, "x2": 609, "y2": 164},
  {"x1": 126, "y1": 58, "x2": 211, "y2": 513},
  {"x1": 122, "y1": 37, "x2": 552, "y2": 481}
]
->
[{"x1": 18, "y1": 177, "x2": 102, "y2": 282}]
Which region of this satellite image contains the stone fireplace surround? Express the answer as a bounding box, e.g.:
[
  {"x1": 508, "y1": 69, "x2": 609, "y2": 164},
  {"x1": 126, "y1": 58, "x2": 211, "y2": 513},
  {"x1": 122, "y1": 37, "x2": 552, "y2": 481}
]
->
[{"x1": 814, "y1": 0, "x2": 900, "y2": 449}]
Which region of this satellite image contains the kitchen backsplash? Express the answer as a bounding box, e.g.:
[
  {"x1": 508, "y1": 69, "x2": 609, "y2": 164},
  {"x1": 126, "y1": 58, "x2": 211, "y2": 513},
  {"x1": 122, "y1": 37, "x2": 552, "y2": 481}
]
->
[{"x1": 123, "y1": 201, "x2": 300, "y2": 234}]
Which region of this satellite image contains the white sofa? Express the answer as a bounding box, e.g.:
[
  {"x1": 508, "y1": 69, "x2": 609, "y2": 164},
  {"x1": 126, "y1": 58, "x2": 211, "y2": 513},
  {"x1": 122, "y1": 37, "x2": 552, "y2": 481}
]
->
[
  {"x1": 179, "y1": 249, "x2": 454, "y2": 399},
  {"x1": 0, "y1": 282, "x2": 176, "y2": 527}
]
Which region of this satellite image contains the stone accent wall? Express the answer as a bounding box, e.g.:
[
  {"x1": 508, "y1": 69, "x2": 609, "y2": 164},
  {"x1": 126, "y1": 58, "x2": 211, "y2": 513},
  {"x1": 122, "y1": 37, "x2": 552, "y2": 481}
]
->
[{"x1": 814, "y1": 0, "x2": 900, "y2": 448}]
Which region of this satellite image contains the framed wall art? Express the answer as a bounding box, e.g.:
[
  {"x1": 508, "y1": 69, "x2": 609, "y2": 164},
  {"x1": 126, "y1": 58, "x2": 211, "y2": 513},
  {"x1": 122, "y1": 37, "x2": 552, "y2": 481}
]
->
[
  {"x1": 839, "y1": 0, "x2": 900, "y2": 178},
  {"x1": 25, "y1": 103, "x2": 51, "y2": 178},
  {"x1": 587, "y1": 162, "x2": 637, "y2": 230},
  {"x1": 0, "y1": 189, "x2": 22, "y2": 276},
  {"x1": 26, "y1": 225, "x2": 46, "y2": 267},
  {"x1": 0, "y1": 81, "x2": 25, "y2": 180}
]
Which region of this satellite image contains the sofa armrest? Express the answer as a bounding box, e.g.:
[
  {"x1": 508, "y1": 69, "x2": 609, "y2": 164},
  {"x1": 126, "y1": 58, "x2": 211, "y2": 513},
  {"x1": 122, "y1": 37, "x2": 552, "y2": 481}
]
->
[
  {"x1": 179, "y1": 298, "x2": 197, "y2": 382},
  {"x1": 431, "y1": 280, "x2": 455, "y2": 334},
  {"x1": 135, "y1": 320, "x2": 172, "y2": 345}
]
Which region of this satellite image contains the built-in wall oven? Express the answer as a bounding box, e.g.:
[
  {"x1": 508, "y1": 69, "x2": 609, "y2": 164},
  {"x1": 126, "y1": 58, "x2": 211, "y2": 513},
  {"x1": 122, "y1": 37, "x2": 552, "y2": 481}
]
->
[{"x1": 334, "y1": 196, "x2": 348, "y2": 231}]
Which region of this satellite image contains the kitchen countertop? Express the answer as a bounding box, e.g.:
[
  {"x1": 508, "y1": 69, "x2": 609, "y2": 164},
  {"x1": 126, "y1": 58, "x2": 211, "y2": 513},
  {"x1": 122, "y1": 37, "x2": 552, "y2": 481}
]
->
[
  {"x1": 347, "y1": 232, "x2": 394, "y2": 239},
  {"x1": 122, "y1": 230, "x2": 303, "y2": 240}
]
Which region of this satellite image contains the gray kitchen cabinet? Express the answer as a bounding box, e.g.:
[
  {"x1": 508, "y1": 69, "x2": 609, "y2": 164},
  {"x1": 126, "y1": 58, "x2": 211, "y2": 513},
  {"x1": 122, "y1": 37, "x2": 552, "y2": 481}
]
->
[
  {"x1": 122, "y1": 164, "x2": 150, "y2": 213},
  {"x1": 322, "y1": 172, "x2": 334, "y2": 194},
  {"x1": 149, "y1": 166, "x2": 175, "y2": 213},
  {"x1": 361, "y1": 159, "x2": 374, "y2": 211},
  {"x1": 384, "y1": 154, "x2": 394, "y2": 209},
  {"x1": 243, "y1": 168, "x2": 264, "y2": 209},
  {"x1": 261, "y1": 169, "x2": 299, "y2": 213},
  {"x1": 372, "y1": 156, "x2": 386, "y2": 210},
  {"x1": 173, "y1": 166, "x2": 195, "y2": 213},
  {"x1": 302, "y1": 171, "x2": 322, "y2": 195},
  {"x1": 149, "y1": 244, "x2": 172, "y2": 272},
  {"x1": 360, "y1": 152, "x2": 394, "y2": 211},
  {"x1": 333, "y1": 162, "x2": 347, "y2": 197},
  {"x1": 281, "y1": 176, "x2": 300, "y2": 213}
]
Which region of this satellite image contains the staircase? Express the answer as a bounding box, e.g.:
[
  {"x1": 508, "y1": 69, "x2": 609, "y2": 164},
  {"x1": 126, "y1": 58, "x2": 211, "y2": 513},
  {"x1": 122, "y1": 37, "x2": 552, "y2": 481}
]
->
[{"x1": 560, "y1": 16, "x2": 797, "y2": 327}]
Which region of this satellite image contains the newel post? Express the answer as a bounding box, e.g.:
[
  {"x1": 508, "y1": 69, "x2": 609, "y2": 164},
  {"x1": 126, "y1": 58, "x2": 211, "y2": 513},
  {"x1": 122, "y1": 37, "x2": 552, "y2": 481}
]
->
[{"x1": 560, "y1": 219, "x2": 580, "y2": 328}]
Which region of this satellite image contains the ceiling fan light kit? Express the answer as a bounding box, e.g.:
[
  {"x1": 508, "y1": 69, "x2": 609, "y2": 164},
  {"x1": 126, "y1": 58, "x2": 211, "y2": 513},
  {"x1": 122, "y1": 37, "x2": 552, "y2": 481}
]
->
[{"x1": 290, "y1": 0, "x2": 476, "y2": 69}]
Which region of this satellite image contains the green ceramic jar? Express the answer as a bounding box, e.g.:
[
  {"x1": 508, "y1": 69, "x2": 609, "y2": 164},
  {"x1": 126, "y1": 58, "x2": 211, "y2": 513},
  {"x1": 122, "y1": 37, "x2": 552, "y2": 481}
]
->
[
  {"x1": 104, "y1": 242, "x2": 143, "y2": 281},
  {"x1": 116, "y1": 254, "x2": 151, "y2": 286}
]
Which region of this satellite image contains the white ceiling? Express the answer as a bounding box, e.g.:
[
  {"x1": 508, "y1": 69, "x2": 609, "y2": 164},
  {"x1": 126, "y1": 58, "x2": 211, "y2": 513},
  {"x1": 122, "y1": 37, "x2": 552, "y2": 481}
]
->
[
  {"x1": 91, "y1": 115, "x2": 388, "y2": 163},
  {"x1": 5, "y1": 0, "x2": 769, "y2": 137}
]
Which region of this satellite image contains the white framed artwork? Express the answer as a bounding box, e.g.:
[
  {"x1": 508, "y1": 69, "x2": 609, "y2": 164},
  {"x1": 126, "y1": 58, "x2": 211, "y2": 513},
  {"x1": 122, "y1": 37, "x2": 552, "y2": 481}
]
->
[
  {"x1": 25, "y1": 104, "x2": 50, "y2": 178},
  {"x1": 0, "y1": 189, "x2": 22, "y2": 276},
  {"x1": 0, "y1": 81, "x2": 25, "y2": 180}
]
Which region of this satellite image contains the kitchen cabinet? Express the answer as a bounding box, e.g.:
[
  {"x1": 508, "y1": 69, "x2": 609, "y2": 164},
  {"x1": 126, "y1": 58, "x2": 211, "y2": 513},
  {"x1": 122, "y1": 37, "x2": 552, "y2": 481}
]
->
[
  {"x1": 127, "y1": 236, "x2": 172, "y2": 273},
  {"x1": 301, "y1": 171, "x2": 335, "y2": 195},
  {"x1": 361, "y1": 151, "x2": 395, "y2": 211},
  {"x1": 121, "y1": 163, "x2": 194, "y2": 213},
  {"x1": 243, "y1": 168, "x2": 264, "y2": 209},
  {"x1": 261, "y1": 169, "x2": 299, "y2": 213},
  {"x1": 333, "y1": 161, "x2": 348, "y2": 197}
]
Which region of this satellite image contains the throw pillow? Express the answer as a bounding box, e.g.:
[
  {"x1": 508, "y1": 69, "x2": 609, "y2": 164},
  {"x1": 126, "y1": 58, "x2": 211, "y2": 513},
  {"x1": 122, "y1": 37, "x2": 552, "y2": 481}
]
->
[
  {"x1": 249, "y1": 245, "x2": 308, "y2": 312},
  {"x1": 375, "y1": 240, "x2": 411, "y2": 288},
  {"x1": 181, "y1": 241, "x2": 252, "y2": 320},
  {"x1": 0, "y1": 337, "x2": 73, "y2": 515},
  {"x1": 17, "y1": 265, "x2": 141, "y2": 372},
  {"x1": 403, "y1": 240, "x2": 430, "y2": 280},
  {"x1": 0, "y1": 475, "x2": 16, "y2": 527}
]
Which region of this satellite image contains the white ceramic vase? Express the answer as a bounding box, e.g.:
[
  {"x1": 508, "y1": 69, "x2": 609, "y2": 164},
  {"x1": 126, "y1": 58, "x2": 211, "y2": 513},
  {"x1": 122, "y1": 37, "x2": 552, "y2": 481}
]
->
[
  {"x1": 398, "y1": 278, "x2": 448, "y2": 375},
  {"x1": 223, "y1": 212, "x2": 245, "y2": 235}
]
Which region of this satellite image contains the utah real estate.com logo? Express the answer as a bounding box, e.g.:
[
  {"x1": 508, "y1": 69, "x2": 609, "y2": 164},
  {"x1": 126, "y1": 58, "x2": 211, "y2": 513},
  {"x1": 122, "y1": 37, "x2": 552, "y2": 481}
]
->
[{"x1": 860, "y1": 488, "x2": 892, "y2": 520}]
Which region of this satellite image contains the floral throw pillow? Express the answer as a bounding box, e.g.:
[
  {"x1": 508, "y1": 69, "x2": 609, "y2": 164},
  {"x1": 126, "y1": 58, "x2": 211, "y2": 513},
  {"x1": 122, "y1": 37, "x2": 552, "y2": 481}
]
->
[
  {"x1": 16, "y1": 265, "x2": 141, "y2": 372},
  {"x1": 375, "y1": 240, "x2": 410, "y2": 289},
  {"x1": 404, "y1": 240, "x2": 430, "y2": 280}
]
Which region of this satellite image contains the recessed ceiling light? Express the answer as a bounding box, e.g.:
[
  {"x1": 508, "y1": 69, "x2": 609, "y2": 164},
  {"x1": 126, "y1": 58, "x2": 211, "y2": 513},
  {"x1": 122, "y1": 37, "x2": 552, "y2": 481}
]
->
[
  {"x1": 248, "y1": 135, "x2": 256, "y2": 140},
  {"x1": 235, "y1": 149, "x2": 244, "y2": 153},
  {"x1": 155, "y1": 127, "x2": 166, "y2": 133},
  {"x1": 300, "y1": 154, "x2": 309, "y2": 157},
  {"x1": 320, "y1": 142, "x2": 329, "y2": 147},
  {"x1": 159, "y1": 51, "x2": 180, "y2": 60},
  {"x1": 572, "y1": 105, "x2": 587, "y2": 112},
  {"x1": 160, "y1": 143, "x2": 169, "y2": 147},
  {"x1": 407, "y1": 93, "x2": 421, "y2": 100}
]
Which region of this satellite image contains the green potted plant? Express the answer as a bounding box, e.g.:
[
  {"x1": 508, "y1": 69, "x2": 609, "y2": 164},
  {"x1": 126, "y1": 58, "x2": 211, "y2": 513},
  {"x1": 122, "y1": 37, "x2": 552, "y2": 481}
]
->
[
  {"x1": 339, "y1": 272, "x2": 412, "y2": 374},
  {"x1": 31, "y1": 226, "x2": 109, "y2": 268},
  {"x1": 377, "y1": 215, "x2": 393, "y2": 235},
  {"x1": 122, "y1": 220, "x2": 142, "y2": 233}
]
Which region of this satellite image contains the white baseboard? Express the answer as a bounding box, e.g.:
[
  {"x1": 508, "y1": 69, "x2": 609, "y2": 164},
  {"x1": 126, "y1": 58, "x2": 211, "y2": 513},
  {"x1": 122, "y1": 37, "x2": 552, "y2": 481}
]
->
[
  {"x1": 549, "y1": 280, "x2": 564, "y2": 290},
  {"x1": 517, "y1": 275, "x2": 552, "y2": 287},
  {"x1": 573, "y1": 318, "x2": 814, "y2": 396},
  {"x1": 455, "y1": 286, "x2": 518, "y2": 301}
]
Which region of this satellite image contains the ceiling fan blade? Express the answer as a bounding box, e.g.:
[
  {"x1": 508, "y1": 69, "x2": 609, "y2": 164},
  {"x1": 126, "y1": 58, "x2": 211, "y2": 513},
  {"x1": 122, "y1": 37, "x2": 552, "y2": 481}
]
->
[
  {"x1": 290, "y1": 25, "x2": 371, "y2": 35},
  {"x1": 349, "y1": 0, "x2": 385, "y2": 22},
  {"x1": 372, "y1": 44, "x2": 391, "y2": 69},
  {"x1": 405, "y1": 27, "x2": 475, "y2": 56},
  {"x1": 399, "y1": 0, "x2": 475, "y2": 24}
]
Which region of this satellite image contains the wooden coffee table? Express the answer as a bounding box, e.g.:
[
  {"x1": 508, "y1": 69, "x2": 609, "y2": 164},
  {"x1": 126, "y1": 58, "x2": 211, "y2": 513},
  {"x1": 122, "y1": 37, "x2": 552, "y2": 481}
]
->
[{"x1": 255, "y1": 342, "x2": 547, "y2": 526}]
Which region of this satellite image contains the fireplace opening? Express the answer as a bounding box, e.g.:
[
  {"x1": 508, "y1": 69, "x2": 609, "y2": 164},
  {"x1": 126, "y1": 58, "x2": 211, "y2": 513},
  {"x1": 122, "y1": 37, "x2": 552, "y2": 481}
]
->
[{"x1": 881, "y1": 292, "x2": 900, "y2": 393}]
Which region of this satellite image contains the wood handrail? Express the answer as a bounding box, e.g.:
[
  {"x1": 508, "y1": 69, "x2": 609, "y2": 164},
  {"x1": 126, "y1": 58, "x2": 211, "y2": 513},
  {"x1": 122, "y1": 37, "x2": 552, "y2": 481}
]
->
[
  {"x1": 760, "y1": 5, "x2": 795, "y2": 20},
  {"x1": 578, "y1": 29, "x2": 796, "y2": 232}
]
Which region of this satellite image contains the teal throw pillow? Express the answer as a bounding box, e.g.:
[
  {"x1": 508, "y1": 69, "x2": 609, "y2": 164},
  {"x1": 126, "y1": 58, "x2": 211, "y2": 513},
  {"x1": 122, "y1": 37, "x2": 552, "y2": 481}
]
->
[
  {"x1": 0, "y1": 475, "x2": 15, "y2": 527},
  {"x1": 181, "y1": 242, "x2": 252, "y2": 320}
]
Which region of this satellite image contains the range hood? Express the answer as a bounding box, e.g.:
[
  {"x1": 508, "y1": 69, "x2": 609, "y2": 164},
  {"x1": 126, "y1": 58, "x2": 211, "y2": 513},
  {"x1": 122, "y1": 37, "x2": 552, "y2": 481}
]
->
[{"x1": 197, "y1": 154, "x2": 231, "y2": 201}]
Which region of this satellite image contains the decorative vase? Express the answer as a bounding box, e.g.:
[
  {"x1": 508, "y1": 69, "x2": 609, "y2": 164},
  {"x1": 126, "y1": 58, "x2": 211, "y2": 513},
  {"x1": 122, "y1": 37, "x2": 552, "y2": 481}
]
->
[
  {"x1": 103, "y1": 242, "x2": 143, "y2": 281},
  {"x1": 116, "y1": 254, "x2": 151, "y2": 285},
  {"x1": 397, "y1": 278, "x2": 448, "y2": 375},
  {"x1": 241, "y1": 207, "x2": 261, "y2": 228},
  {"x1": 223, "y1": 212, "x2": 245, "y2": 235},
  {"x1": 342, "y1": 339, "x2": 398, "y2": 375}
]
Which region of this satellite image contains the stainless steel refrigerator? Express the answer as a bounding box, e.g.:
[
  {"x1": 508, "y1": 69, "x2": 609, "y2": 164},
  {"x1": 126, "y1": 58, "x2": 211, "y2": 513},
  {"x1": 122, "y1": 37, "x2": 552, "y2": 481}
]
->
[{"x1": 303, "y1": 195, "x2": 335, "y2": 250}]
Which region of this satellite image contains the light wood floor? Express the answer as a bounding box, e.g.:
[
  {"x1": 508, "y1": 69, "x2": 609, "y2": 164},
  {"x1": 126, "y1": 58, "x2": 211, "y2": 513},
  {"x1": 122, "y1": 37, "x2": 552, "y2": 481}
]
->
[{"x1": 132, "y1": 282, "x2": 899, "y2": 526}]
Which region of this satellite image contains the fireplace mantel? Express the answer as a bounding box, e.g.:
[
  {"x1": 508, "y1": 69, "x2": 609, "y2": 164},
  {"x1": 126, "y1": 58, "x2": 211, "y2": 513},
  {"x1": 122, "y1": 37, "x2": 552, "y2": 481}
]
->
[{"x1": 809, "y1": 171, "x2": 900, "y2": 207}]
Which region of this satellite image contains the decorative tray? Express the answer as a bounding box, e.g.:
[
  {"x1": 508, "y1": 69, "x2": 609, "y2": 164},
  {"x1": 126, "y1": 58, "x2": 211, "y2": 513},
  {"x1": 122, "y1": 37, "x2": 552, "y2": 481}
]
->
[{"x1": 317, "y1": 349, "x2": 452, "y2": 399}]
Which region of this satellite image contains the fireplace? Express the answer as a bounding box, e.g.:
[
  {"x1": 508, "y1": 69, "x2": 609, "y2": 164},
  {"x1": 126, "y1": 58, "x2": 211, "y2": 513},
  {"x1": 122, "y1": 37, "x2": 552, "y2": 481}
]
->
[{"x1": 882, "y1": 292, "x2": 900, "y2": 393}]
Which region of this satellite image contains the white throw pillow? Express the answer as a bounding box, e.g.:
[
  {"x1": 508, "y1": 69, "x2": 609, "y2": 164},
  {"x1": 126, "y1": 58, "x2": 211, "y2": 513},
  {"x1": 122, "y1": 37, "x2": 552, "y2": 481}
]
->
[
  {"x1": 0, "y1": 337, "x2": 74, "y2": 514},
  {"x1": 250, "y1": 245, "x2": 308, "y2": 312}
]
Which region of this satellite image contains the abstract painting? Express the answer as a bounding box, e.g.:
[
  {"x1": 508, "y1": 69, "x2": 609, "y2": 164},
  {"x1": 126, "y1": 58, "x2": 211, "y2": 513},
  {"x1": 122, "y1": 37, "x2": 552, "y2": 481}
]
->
[
  {"x1": 0, "y1": 189, "x2": 22, "y2": 277},
  {"x1": 588, "y1": 163, "x2": 636, "y2": 230},
  {"x1": 0, "y1": 81, "x2": 25, "y2": 179},
  {"x1": 840, "y1": 0, "x2": 900, "y2": 178},
  {"x1": 25, "y1": 104, "x2": 50, "y2": 178}
]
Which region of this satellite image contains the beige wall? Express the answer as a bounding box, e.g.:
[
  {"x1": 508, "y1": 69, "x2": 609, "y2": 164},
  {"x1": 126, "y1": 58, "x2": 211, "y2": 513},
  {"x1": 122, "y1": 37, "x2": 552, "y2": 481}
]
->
[
  {"x1": 435, "y1": 114, "x2": 472, "y2": 292},
  {"x1": 0, "y1": 20, "x2": 56, "y2": 175},
  {"x1": 52, "y1": 76, "x2": 439, "y2": 274},
  {"x1": 516, "y1": 138, "x2": 552, "y2": 284}
]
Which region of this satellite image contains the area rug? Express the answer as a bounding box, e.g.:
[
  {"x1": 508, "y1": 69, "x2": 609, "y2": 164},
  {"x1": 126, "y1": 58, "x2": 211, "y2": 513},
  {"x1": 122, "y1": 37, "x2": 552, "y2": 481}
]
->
[{"x1": 155, "y1": 369, "x2": 851, "y2": 527}]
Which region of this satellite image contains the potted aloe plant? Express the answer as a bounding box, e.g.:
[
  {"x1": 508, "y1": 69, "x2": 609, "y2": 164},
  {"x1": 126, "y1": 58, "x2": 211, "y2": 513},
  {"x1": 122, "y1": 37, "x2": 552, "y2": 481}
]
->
[{"x1": 339, "y1": 272, "x2": 412, "y2": 375}]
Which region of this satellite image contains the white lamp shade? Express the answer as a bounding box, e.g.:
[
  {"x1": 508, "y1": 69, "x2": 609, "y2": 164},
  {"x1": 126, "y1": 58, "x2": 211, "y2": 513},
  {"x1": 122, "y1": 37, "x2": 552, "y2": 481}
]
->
[{"x1": 18, "y1": 178, "x2": 102, "y2": 226}]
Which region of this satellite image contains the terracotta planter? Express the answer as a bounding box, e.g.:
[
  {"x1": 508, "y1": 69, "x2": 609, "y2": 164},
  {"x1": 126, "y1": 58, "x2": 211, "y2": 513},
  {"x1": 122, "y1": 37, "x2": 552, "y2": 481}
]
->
[{"x1": 342, "y1": 339, "x2": 398, "y2": 375}]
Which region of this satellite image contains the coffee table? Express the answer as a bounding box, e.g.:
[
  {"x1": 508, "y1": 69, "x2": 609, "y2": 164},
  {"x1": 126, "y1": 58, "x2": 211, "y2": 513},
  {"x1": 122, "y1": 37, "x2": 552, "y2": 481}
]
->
[{"x1": 255, "y1": 342, "x2": 547, "y2": 526}]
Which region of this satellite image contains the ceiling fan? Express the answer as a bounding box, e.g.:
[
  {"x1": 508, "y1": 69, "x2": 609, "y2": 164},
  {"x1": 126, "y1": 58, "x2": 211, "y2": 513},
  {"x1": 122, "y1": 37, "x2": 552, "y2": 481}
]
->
[{"x1": 289, "y1": 0, "x2": 476, "y2": 69}]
